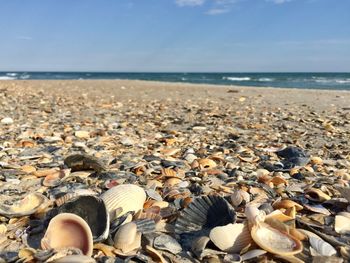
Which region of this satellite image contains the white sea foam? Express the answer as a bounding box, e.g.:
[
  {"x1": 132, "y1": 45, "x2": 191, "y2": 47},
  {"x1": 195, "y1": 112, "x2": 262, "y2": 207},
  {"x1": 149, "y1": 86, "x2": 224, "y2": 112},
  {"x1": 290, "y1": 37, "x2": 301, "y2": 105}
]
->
[
  {"x1": 223, "y1": 77, "x2": 251, "y2": 81},
  {"x1": 0, "y1": 76, "x2": 16, "y2": 80},
  {"x1": 6, "y1": 73, "x2": 17, "y2": 77},
  {"x1": 19, "y1": 74, "x2": 30, "y2": 79},
  {"x1": 258, "y1": 78, "x2": 274, "y2": 82},
  {"x1": 336, "y1": 79, "x2": 350, "y2": 84},
  {"x1": 313, "y1": 77, "x2": 350, "y2": 84}
]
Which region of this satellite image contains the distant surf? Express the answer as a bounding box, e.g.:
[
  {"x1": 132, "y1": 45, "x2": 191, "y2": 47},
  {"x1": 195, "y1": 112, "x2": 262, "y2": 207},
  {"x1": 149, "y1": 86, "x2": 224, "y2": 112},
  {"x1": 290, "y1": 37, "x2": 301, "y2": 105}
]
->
[{"x1": 0, "y1": 72, "x2": 350, "y2": 90}]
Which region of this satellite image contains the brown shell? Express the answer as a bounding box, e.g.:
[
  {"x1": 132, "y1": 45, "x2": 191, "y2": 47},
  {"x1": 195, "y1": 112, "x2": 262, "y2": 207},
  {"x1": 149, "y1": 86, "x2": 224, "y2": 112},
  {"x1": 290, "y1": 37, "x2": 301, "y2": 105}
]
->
[{"x1": 272, "y1": 200, "x2": 303, "y2": 211}]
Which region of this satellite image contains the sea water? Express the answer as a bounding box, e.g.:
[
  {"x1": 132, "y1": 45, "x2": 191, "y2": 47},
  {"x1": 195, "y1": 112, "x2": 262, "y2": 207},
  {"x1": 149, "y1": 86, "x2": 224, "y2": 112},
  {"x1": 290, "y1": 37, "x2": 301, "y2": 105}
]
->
[{"x1": 1, "y1": 72, "x2": 350, "y2": 90}]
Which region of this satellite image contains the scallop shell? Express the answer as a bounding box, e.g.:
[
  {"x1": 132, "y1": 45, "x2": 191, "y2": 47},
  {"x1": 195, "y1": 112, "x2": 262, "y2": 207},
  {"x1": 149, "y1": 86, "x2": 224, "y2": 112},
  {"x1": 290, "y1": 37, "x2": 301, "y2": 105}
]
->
[
  {"x1": 209, "y1": 223, "x2": 252, "y2": 253},
  {"x1": 0, "y1": 193, "x2": 47, "y2": 218},
  {"x1": 175, "y1": 195, "x2": 236, "y2": 235},
  {"x1": 100, "y1": 184, "x2": 146, "y2": 218},
  {"x1": 41, "y1": 213, "x2": 93, "y2": 256},
  {"x1": 58, "y1": 195, "x2": 109, "y2": 242},
  {"x1": 251, "y1": 221, "x2": 303, "y2": 256},
  {"x1": 113, "y1": 222, "x2": 141, "y2": 254},
  {"x1": 334, "y1": 212, "x2": 350, "y2": 234},
  {"x1": 305, "y1": 188, "x2": 331, "y2": 202}
]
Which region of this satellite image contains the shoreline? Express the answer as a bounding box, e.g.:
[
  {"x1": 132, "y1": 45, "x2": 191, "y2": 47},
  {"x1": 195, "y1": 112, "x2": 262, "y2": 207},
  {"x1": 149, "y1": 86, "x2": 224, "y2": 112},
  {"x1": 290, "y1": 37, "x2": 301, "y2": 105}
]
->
[{"x1": 1, "y1": 79, "x2": 350, "y2": 112}]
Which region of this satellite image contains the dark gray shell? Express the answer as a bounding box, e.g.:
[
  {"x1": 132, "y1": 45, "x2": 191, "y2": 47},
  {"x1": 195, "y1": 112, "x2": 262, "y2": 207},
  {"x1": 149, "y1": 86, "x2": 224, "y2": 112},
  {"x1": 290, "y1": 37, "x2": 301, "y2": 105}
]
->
[
  {"x1": 64, "y1": 154, "x2": 107, "y2": 172},
  {"x1": 175, "y1": 195, "x2": 236, "y2": 236},
  {"x1": 58, "y1": 195, "x2": 109, "y2": 242}
]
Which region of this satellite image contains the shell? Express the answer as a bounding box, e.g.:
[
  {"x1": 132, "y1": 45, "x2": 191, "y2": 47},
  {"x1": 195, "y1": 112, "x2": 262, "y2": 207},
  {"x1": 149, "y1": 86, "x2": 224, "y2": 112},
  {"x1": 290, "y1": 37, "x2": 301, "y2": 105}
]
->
[
  {"x1": 101, "y1": 184, "x2": 146, "y2": 218},
  {"x1": 43, "y1": 169, "x2": 69, "y2": 187},
  {"x1": 52, "y1": 255, "x2": 96, "y2": 263},
  {"x1": 240, "y1": 249, "x2": 267, "y2": 261},
  {"x1": 153, "y1": 234, "x2": 182, "y2": 254},
  {"x1": 58, "y1": 195, "x2": 109, "y2": 242},
  {"x1": 0, "y1": 193, "x2": 47, "y2": 218},
  {"x1": 197, "y1": 158, "x2": 217, "y2": 170},
  {"x1": 337, "y1": 187, "x2": 350, "y2": 202},
  {"x1": 209, "y1": 223, "x2": 252, "y2": 253},
  {"x1": 245, "y1": 205, "x2": 266, "y2": 224},
  {"x1": 175, "y1": 195, "x2": 236, "y2": 235},
  {"x1": 41, "y1": 213, "x2": 93, "y2": 256},
  {"x1": 309, "y1": 237, "x2": 337, "y2": 256},
  {"x1": 64, "y1": 154, "x2": 106, "y2": 172},
  {"x1": 334, "y1": 212, "x2": 350, "y2": 234},
  {"x1": 230, "y1": 189, "x2": 250, "y2": 207},
  {"x1": 272, "y1": 199, "x2": 303, "y2": 211},
  {"x1": 305, "y1": 188, "x2": 331, "y2": 202},
  {"x1": 251, "y1": 221, "x2": 303, "y2": 256},
  {"x1": 265, "y1": 209, "x2": 294, "y2": 222},
  {"x1": 113, "y1": 222, "x2": 141, "y2": 254}
]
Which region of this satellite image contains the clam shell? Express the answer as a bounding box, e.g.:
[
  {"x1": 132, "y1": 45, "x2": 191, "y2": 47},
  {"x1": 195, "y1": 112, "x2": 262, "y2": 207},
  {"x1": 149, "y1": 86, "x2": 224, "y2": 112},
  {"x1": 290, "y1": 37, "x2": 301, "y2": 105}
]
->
[
  {"x1": 337, "y1": 187, "x2": 350, "y2": 202},
  {"x1": 52, "y1": 255, "x2": 96, "y2": 263},
  {"x1": 113, "y1": 222, "x2": 141, "y2": 254},
  {"x1": 309, "y1": 236, "x2": 337, "y2": 256},
  {"x1": 305, "y1": 188, "x2": 331, "y2": 202},
  {"x1": 101, "y1": 184, "x2": 146, "y2": 218},
  {"x1": 175, "y1": 195, "x2": 236, "y2": 235},
  {"x1": 41, "y1": 213, "x2": 93, "y2": 256},
  {"x1": 272, "y1": 199, "x2": 303, "y2": 211},
  {"x1": 64, "y1": 154, "x2": 106, "y2": 172},
  {"x1": 209, "y1": 223, "x2": 252, "y2": 253},
  {"x1": 334, "y1": 212, "x2": 350, "y2": 234},
  {"x1": 0, "y1": 193, "x2": 47, "y2": 218},
  {"x1": 251, "y1": 222, "x2": 303, "y2": 256},
  {"x1": 58, "y1": 195, "x2": 109, "y2": 242},
  {"x1": 231, "y1": 189, "x2": 250, "y2": 207}
]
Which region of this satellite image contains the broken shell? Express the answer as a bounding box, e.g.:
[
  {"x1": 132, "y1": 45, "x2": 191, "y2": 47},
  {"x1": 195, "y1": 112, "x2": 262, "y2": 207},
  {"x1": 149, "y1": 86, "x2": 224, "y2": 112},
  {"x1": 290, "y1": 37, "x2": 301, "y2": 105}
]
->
[
  {"x1": 175, "y1": 195, "x2": 236, "y2": 235},
  {"x1": 113, "y1": 222, "x2": 141, "y2": 254},
  {"x1": 145, "y1": 245, "x2": 167, "y2": 263},
  {"x1": 196, "y1": 158, "x2": 217, "y2": 170},
  {"x1": 230, "y1": 189, "x2": 250, "y2": 207},
  {"x1": 64, "y1": 154, "x2": 106, "y2": 172},
  {"x1": 101, "y1": 184, "x2": 146, "y2": 218},
  {"x1": 245, "y1": 205, "x2": 266, "y2": 224},
  {"x1": 305, "y1": 188, "x2": 331, "y2": 202},
  {"x1": 52, "y1": 255, "x2": 96, "y2": 263},
  {"x1": 336, "y1": 187, "x2": 350, "y2": 202},
  {"x1": 58, "y1": 195, "x2": 109, "y2": 242},
  {"x1": 154, "y1": 234, "x2": 182, "y2": 254},
  {"x1": 43, "y1": 169, "x2": 68, "y2": 187},
  {"x1": 272, "y1": 199, "x2": 303, "y2": 211},
  {"x1": 251, "y1": 221, "x2": 303, "y2": 256},
  {"x1": 209, "y1": 223, "x2": 252, "y2": 253},
  {"x1": 265, "y1": 209, "x2": 294, "y2": 222},
  {"x1": 0, "y1": 193, "x2": 47, "y2": 218},
  {"x1": 309, "y1": 236, "x2": 337, "y2": 256},
  {"x1": 41, "y1": 213, "x2": 93, "y2": 256},
  {"x1": 334, "y1": 212, "x2": 350, "y2": 234},
  {"x1": 240, "y1": 249, "x2": 267, "y2": 261}
]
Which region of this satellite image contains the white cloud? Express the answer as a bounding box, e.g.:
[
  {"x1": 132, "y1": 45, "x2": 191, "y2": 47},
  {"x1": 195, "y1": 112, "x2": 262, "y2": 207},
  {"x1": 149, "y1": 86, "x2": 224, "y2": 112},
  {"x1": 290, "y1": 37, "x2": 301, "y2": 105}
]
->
[
  {"x1": 175, "y1": 0, "x2": 205, "y2": 6},
  {"x1": 266, "y1": 0, "x2": 293, "y2": 4},
  {"x1": 205, "y1": 8, "x2": 230, "y2": 15}
]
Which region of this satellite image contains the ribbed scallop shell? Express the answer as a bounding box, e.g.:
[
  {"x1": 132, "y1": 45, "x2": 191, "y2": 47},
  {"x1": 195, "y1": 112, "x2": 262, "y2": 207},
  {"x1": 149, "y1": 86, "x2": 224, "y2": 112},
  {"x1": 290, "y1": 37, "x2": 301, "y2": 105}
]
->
[
  {"x1": 175, "y1": 195, "x2": 236, "y2": 235},
  {"x1": 41, "y1": 213, "x2": 93, "y2": 256},
  {"x1": 209, "y1": 223, "x2": 252, "y2": 253},
  {"x1": 100, "y1": 184, "x2": 146, "y2": 217},
  {"x1": 251, "y1": 221, "x2": 303, "y2": 256}
]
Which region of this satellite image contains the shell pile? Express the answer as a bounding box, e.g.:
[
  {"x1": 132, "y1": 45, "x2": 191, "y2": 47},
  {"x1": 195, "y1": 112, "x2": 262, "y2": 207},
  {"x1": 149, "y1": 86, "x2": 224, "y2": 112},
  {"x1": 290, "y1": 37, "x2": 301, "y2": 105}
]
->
[{"x1": 0, "y1": 80, "x2": 350, "y2": 262}]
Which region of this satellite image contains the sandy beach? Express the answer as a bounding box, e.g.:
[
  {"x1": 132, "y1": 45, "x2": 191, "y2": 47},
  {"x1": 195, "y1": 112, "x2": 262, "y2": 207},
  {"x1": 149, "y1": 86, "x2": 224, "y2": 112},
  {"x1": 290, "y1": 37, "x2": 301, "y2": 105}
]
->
[{"x1": 0, "y1": 80, "x2": 350, "y2": 262}]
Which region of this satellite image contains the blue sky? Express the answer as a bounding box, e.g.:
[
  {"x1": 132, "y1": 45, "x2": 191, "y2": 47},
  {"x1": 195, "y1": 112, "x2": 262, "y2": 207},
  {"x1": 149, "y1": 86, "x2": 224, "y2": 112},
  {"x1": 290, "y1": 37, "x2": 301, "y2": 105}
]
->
[{"x1": 0, "y1": 0, "x2": 349, "y2": 72}]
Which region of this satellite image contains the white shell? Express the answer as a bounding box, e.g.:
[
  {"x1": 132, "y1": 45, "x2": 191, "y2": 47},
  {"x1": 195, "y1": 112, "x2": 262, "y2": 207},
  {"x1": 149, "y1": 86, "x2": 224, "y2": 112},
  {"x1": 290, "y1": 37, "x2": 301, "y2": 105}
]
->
[
  {"x1": 41, "y1": 213, "x2": 93, "y2": 256},
  {"x1": 251, "y1": 222, "x2": 303, "y2": 256},
  {"x1": 335, "y1": 212, "x2": 350, "y2": 234},
  {"x1": 241, "y1": 249, "x2": 267, "y2": 261},
  {"x1": 209, "y1": 223, "x2": 251, "y2": 253},
  {"x1": 309, "y1": 237, "x2": 336, "y2": 257},
  {"x1": 101, "y1": 184, "x2": 146, "y2": 218},
  {"x1": 231, "y1": 190, "x2": 250, "y2": 207},
  {"x1": 113, "y1": 222, "x2": 141, "y2": 253}
]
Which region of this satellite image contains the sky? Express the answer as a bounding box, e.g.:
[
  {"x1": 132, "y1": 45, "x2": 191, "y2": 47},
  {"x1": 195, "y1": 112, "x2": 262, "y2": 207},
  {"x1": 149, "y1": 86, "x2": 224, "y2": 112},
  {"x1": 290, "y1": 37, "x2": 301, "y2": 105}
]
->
[{"x1": 0, "y1": 0, "x2": 349, "y2": 72}]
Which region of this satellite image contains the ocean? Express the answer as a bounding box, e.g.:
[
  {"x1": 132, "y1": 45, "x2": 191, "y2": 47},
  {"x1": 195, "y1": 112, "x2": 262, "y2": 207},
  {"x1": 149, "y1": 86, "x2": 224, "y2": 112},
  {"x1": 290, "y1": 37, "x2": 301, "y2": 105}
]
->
[{"x1": 0, "y1": 72, "x2": 350, "y2": 90}]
